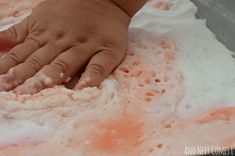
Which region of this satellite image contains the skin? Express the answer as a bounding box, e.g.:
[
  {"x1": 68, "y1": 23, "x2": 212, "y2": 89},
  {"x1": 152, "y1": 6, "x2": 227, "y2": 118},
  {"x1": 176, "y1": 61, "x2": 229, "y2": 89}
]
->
[{"x1": 0, "y1": 0, "x2": 147, "y2": 94}]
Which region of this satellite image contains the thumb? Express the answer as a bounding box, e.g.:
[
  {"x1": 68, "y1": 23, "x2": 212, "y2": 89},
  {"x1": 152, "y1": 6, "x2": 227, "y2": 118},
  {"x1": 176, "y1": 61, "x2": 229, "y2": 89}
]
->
[
  {"x1": 75, "y1": 50, "x2": 124, "y2": 90},
  {"x1": 0, "y1": 18, "x2": 29, "y2": 51}
]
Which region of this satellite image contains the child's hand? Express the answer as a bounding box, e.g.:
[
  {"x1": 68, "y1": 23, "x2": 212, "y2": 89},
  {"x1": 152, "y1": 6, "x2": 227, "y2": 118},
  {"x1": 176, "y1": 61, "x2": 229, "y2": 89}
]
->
[{"x1": 0, "y1": 0, "x2": 130, "y2": 94}]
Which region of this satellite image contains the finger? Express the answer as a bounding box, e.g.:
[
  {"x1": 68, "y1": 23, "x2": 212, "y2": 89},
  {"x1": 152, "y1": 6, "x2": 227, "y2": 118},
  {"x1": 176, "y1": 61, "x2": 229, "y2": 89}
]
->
[
  {"x1": 0, "y1": 38, "x2": 40, "y2": 75},
  {"x1": 0, "y1": 18, "x2": 29, "y2": 51},
  {"x1": 0, "y1": 43, "x2": 61, "y2": 91},
  {"x1": 75, "y1": 50, "x2": 124, "y2": 90},
  {"x1": 15, "y1": 46, "x2": 92, "y2": 94}
]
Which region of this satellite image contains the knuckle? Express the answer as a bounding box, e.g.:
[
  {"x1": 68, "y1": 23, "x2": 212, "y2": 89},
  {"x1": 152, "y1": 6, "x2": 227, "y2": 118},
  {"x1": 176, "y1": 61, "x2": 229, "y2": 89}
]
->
[
  {"x1": 88, "y1": 63, "x2": 106, "y2": 77},
  {"x1": 102, "y1": 40, "x2": 117, "y2": 49},
  {"x1": 76, "y1": 36, "x2": 88, "y2": 43},
  {"x1": 54, "y1": 30, "x2": 65, "y2": 40},
  {"x1": 53, "y1": 59, "x2": 69, "y2": 72},
  {"x1": 7, "y1": 26, "x2": 18, "y2": 39},
  {"x1": 103, "y1": 51, "x2": 121, "y2": 65},
  {"x1": 30, "y1": 28, "x2": 46, "y2": 37},
  {"x1": 25, "y1": 37, "x2": 42, "y2": 48},
  {"x1": 26, "y1": 57, "x2": 42, "y2": 72},
  {"x1": 104, "y1": 51, "x2": 118, "y2": 59},
  {"x1": 5, "y1": 52, "x2": 22, "y2": 64}
]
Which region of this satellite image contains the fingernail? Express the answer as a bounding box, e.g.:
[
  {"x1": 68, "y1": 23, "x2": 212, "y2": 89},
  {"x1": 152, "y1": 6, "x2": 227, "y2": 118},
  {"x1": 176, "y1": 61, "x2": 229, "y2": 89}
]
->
[
  {"x1": 0, "y1": 68, "x2": 23, "y2": 91},
  {"x1": 0, "y1": 76, "x2": 11, "y2": 91},
  {"x1": 75, "y1": 81, "x2": 87, "y2": 90},
  {"x1": 14, "y1": 77, "x2": 41, "y2": 94},
  {"x1": 14, "y1": 82, "x2": 38, "y2": 95},
  {"x1": 75, "y1": 76, "x2": 91, "y2": 90}
]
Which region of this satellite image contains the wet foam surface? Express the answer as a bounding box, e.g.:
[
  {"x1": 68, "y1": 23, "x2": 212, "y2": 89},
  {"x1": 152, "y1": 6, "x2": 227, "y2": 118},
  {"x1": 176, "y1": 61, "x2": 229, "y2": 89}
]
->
[{"x1": 0, "y1": 0, "x2": 235, "y2": 155}]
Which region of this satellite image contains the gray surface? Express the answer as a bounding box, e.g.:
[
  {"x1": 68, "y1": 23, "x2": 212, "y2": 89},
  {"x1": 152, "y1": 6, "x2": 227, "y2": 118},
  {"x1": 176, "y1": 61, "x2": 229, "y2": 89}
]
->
[{"x1": 191, "y1": 0, "x2": 235, "y2": 53}]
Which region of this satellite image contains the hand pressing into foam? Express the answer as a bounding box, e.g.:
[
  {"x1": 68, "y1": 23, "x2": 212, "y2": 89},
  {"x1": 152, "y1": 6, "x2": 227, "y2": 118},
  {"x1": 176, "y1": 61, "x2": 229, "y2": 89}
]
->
[{"x1": 0, "y1": 0, "x2": 131, "y2": 94}]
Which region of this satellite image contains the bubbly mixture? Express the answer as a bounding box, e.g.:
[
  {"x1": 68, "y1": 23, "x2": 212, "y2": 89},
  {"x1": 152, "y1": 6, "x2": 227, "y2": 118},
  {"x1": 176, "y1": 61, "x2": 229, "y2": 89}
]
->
[{"x1": 0, "y1": 0, "x2": 235, "y2": 156}]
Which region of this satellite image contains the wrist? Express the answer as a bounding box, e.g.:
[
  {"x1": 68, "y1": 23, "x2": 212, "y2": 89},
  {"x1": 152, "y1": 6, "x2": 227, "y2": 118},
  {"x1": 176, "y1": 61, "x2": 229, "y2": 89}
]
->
[
  {"x1": 85, "y1": 0, "x2": 131, "y2": 26},
  {"x1": 110, "y1": 0, "x2": 147, "y2": 17}
]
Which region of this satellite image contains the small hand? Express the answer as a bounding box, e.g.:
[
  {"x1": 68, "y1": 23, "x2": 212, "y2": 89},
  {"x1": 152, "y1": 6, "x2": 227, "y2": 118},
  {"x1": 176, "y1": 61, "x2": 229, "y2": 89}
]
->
[{"x1": 0, "y1": 0, "x2": 130, "y2": 94}]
